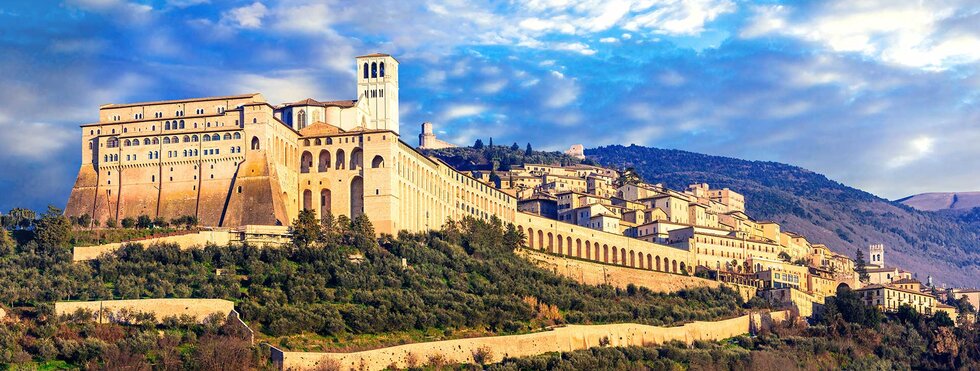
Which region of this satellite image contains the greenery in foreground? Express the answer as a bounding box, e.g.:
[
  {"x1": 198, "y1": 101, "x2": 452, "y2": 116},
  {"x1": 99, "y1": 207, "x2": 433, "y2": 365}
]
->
[
  {"x1": 0, "y1": 209, "x2": 745, "y2": 368},
  {"x1": 486, "y1": 288, "x2": 980, "y2": 370}
]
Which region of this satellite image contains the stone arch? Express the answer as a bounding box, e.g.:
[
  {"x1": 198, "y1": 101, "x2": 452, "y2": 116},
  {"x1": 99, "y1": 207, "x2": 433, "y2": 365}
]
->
[
  {"x1": 603, "y1": 245, "x2": 609, "y2": 263},
  {"x1": 647, "y1": 254, "x2": 652, "y2": 270},
  {"x1": 680, "y1": 262, "x2": 687, "y2": 275},
  {"x1": 547, "y1": 232, "x2": 554, "y2": 253},
  {"x1": 336, "y1": 149, "x2": 346, "y2": 170},
  {"x1": 578, "y1": 239, "x2": 585, "y2": 259},
  {"x1": 527, "y1": 228, "x2": 535, "y2": 248},
  {"x1": 302, "y1": 189, "x2": 312, "y2": 210},
  {"x1": 301, "y1": 151, "x2": 313, "y2": 173},
  {"x1": 620, "y1": 248, "x2": 626, "y2": 266},
  {"x1": 320, "y1": 189, "x2": 331, "y2": 218},
  {"x1": 251, "y1": 136, "x2": 260, "y2": 150},
  {"x1": 350, "y1": 176, "x2": 364, "y2": 218},
  {"x1": 371, "y1": 155, "x2": 384, "y2": 168},
  {"x1": 537, "y1": 230, "x2": 544, "y2": 250},
  {"x1": 655, "y1": 256, "x2": 661, "y2": 271},
  {"x1": 318, "y1": 150, "x2": 330, "y2": 172},
  {"x1": 557, "y1": 234, "x2": 563, "y2": 255},
  {"x1": 350, "y1": 148, "x2": 363, "y2": 170},
  {"x1": 571, "y1": 237, "x2": 577, "y2": 257},
  {"x1": 630, "y1": 251, "x2": 635, "y2": 268},
  {"x1": 672, "y1": 260, "x2": 678, "y2": 273}
]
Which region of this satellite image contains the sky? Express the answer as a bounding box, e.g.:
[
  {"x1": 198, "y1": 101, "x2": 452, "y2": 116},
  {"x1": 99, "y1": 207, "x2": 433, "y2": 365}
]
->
[{"x1": 0, "y1": 0, "x2": 978, "y2": 212}]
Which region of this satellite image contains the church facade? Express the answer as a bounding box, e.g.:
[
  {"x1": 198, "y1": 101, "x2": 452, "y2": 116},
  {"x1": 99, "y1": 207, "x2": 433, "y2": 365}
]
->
[{"x1": 64, "y1": 53, "x2": 515, "y2": 235}]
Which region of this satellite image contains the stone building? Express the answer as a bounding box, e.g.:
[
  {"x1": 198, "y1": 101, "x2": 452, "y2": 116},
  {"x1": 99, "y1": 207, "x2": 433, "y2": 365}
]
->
[
  {"x1": 64, "y1": 54, "x2": 514, "y2": 235},
  {"x1": 418, "y1": 122, "x2": 457, "y2": 150}
]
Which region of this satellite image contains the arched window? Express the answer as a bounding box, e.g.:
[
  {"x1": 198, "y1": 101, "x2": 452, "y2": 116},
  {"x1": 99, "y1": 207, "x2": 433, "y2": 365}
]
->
[
  {"x1": 350, "y1": 148, "x2": 362, "y2": 170},
  {"x1": 363, "y1": 63, "x2": 369, "y2": 78},
  {"x1": 192, "y1": 135, "x2": 199, "y2": 142},
  {"x1": 379, "y1": 62, "x2": 385, "y2": 77},
  {"x1": 163, "y1": 137, "x2": 171, "y2": 144},
  {"x1": 223, "y1": 133, "x2": 232, "y2": 140},
  {"x1": 152, "y1": 137, "x2": 159, "y2": 144},
  {"x1": 165, "y1": 121, "x2": 171, "y2": 130},
  {"x1": 179, "y1": 120, "x2": 185, "y2": 129},
  {"x1": 124, "y1": 139, "x2": 131, "y2": 146},
  {"x1": 251, "y1": 136, "x2": 260, "y2": 150},
  {"x1": 297, "y1": 110, "x2": 307, "y2": 128},
  {"x1": 144, "y1": 138, "x2": 151, "y2": 145},
  {"x1": 335, "y1": 149, "x2": 346, "y2": 170},
  {"x1": 172, "y1": 136, "x2": 179, "y2": 143},
  {"x1": 203, "y1": 135, "x2": 211, "y2": 142},
  {"x1": 371, "y1": 155, "x2": 384, "y2": 168},
  {"x1": 183, "y1": 135, "x2": 190, "y2": 142},
  {"x1": 371, "y1": 62, "x2": 377, "y2": 78},
  {"x1": 318, "y1": 150, "x2": 330, "y2": 172},
  {"x1": 212, "y1": 134, "x2": 220, "y2": 141},
  {"x1": 315, "y1": 138, "x2": 322, "y2": 145},
  {"x1": 300, "y1": 151, "x2": 312, "y2": 173},
  {"x1": 233, "y1": 132, "x2": 241, "y2": 140},
  {"x1": 107, "y1": 137, "x2": 118, "y2": 148}
]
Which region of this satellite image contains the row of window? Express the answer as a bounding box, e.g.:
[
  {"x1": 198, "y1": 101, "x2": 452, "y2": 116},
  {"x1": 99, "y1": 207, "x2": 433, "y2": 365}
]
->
[
  {"x1": 103, "y1": 146, "x2": 244, "y2": 163},
  {"x1": 363, "y1": 61, "x2": 386, "y2": 79},
  {"x1": 111, "y1": 107, "x2": 229, "y2": 122},
  {"x1": 116, "y1": 132, "x2": 242, "y2": 147}
]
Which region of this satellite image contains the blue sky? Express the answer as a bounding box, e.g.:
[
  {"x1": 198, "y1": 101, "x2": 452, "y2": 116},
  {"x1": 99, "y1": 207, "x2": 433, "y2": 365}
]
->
[{"x1": 1, "y1": 0, "x2": 979, "y2": 212}]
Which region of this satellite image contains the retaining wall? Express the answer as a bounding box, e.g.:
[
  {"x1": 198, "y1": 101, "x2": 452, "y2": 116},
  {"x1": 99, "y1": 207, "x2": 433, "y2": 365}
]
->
[
  {"x1": 270, "y1": 311, "x2": 789, "y2": 370},
  {"x1": 73, "y1": 230, "x2": 233, "y2": 261},
  {"x1": 54, "y1": 298, "x2": 234, "y2": 323}
]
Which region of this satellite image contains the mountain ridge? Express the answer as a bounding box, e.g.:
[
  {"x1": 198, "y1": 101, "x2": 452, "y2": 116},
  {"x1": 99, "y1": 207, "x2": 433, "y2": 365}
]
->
[{"x1": 896, "y1": 191, "x2": 980, "y2": 211}]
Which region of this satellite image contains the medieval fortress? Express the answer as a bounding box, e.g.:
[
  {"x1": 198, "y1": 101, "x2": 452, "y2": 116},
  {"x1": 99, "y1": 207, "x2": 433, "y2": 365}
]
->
[{"x1": 64, "y1": 54, "x2": 967, "y2": 324}]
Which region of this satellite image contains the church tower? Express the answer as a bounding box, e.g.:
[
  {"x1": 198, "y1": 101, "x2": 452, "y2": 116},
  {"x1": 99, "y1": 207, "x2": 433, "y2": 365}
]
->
[
  {"x1": 869, "y1": 243, "x2": 885, "y2": 268},
  {"x1": 356, "y1": 53, "x2": 399, "y2": 134}
]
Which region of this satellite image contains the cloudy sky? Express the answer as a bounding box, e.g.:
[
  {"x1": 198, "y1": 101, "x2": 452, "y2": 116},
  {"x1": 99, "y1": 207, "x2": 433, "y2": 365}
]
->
[{"x1": 1, "y1": 0, "x2": 978, "y2": 212}]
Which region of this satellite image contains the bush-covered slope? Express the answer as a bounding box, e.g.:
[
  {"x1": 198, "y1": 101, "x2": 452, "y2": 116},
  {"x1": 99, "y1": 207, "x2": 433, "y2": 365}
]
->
[
  {"x1": 585, "y1": 145, "x2": 980, "y2": 287},
  {"x1": 0, "y1": 214, "x2": 746, "y2": 367}
]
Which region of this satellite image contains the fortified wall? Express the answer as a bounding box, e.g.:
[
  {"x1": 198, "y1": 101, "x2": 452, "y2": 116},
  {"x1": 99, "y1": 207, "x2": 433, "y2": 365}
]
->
[
  {"x1": 54, "y1": 298, "x2": 234, "y2": 323},
  {"x1": 270, "y1": 311, "x2": 789, "y2": 370}
]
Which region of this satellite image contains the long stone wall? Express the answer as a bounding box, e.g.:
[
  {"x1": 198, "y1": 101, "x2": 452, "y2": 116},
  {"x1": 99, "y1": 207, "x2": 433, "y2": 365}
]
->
[
  {"x1": 517, "y1": 248, "x2": 719, "y2": 293},
  {"x1": 55, "y1": 298, "x2": 234, "y2": 323},
  {"x1": 72, "y1": 230, "x2": 232, "y2": 261},
  {"x1": 270, "y1": 311, "x2": 789, "y2": 371},
  {"x1": 513, "y1": 212, "x2": 696, "y2": 275},
  {"x1": 517, "y1": 248, "x2": 758, "y2": 301}
]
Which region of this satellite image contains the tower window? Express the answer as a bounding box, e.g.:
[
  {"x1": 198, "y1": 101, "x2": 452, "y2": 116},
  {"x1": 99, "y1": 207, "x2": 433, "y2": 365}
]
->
[
  {"x1": 363, "y1": 63, "x2": 368, "y2": 78},
  {"x1": 379, "y1": 62, "x2": 385, "y2": 77},
  {"x1": 371, "y1": 62, "x2": 377, "y2": 78}
]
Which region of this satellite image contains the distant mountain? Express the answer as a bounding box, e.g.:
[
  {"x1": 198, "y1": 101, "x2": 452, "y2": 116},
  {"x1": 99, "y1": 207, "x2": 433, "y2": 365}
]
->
[
  {"x1": 585, "y1": 145, "x2": 980, "y2": 288},
  {"x1": 897, "y1": 192, "x2": 980, "y2": 211},
  {"x1": 425, "y1": 144, "x2": 980, "y2": 287}
]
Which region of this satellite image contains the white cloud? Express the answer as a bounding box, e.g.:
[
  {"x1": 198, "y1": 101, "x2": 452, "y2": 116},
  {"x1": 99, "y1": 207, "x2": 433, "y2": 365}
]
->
[
  {"x1": 599, "y1": 37, "x2": 618, "y2": 43},
  {"x1": 741, "y1": 1, "x2": 980, "y2": 70},
  {"x1": 887, "y1": 136, "x2": 936, "y2": 169},
  {"x1": 225, "y1": 70, "x2": 324, "y2": 104},
  {"x1": 552, "y1": 42, "x2": 597, "y2": 55},
  {"x1": 442, "y1": 105, "x2": 487, "y2": 121},
  {"x1": 223, "y1": 2, "x2": 267, "y2": 29}
]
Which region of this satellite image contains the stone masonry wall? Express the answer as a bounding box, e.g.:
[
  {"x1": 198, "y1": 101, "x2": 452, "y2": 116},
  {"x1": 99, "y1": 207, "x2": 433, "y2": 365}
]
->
[
  {"x1": 54, "y1": 298, "x2": 234, "y2": 323},
  {"x1": 270, "y1": 311, "x2": 788, "y2": 371},
  {"x1": 517, "y1": 248, "x2": 758, "y2": 301},
  {"x1": 72, "y1": 230, "x2": 232, "y2": 261}
]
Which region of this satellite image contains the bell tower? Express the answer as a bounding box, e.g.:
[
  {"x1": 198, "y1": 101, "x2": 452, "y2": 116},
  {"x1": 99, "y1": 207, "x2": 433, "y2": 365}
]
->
[
  {"x1": 869, "y1": 243, "x2": 885, "y2": 268},
  {"x1": 356, "y1": 53, "x2": 399, "y2": 134}
]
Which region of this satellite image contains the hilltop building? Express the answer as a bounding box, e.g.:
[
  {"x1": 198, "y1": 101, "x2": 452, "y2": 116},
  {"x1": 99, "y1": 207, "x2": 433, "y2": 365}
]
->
[
  {"x1": 64, "y1": 52, "x2": 955, "y2": 321},
  {"x1": 418, "y1": 122, "x2": 457, "y2": 150}
]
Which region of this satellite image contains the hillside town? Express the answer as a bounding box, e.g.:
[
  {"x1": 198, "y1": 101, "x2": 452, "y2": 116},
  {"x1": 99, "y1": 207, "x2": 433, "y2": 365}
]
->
[{"x1": 462, "y1": 160, "x2": 977, "y2": 324}]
